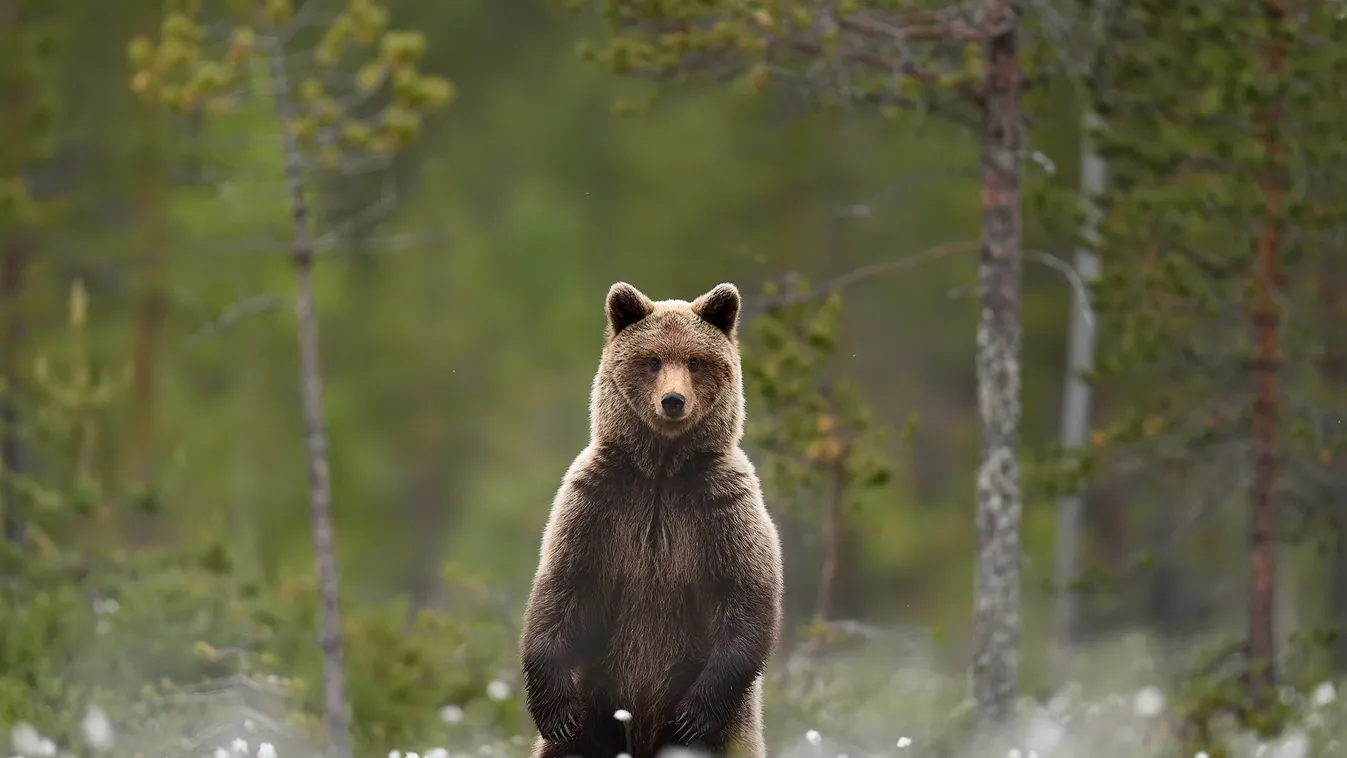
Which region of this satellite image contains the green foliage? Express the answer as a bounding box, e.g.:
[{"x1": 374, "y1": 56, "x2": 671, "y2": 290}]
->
[
  {"x1": 0, "y1": 0, "x2": 67, "y2": 230},
  {"x1": 0, "y1": 282, "x2": 136, "y2": 571},
  {"x1": 742, "y1": 276, "x2": 897, "y2": 624},
  {"x1": 743, "y1": 277, "x2": 894, "y2": 515},
  {"x1": 0, "y1": 547, "x2": 518, "y2": 758},
  {"x1": 127, "y1": 0, "x2": 454, "y2": 165},
  {"x1": 568, "y1": 0, "x2": 992, "y2": 120}
]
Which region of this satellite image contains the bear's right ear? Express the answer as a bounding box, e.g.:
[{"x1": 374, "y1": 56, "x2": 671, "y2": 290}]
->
[{"x1": 606, "y1": 282, "x2": 654, "y2": 337}]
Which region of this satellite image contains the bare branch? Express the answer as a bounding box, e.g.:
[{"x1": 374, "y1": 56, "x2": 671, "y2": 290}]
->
[
  {"x1": 746, "y1": 239, "x2": 978, "y2": 319},
  {"x1": 188, "y1": 294, "x2": 291, "y2": 344},
  {"x1": 834, "y1": 166, "x2": 978, "y2": 219},
  {"x1": 1025, "y1": 250, "x2": 1095, "y2": 328},
  {"x1": 315, "y1": 175, "x2": 399, "y2": 252},
  {"x1": 283, "y1": 0, "x2": 339, "y2": 41}
]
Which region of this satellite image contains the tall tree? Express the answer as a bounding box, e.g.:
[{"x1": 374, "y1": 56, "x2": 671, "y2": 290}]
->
[
  {"x1": 574, "y1": 0, "x2": 1066, "y2": 722},
  {"x1": 1051, "y1": 0, "x2": 1108, "y2": 667},
  {"x1": 0, "y1": 0, "x2": 64, "y2": 549},
  {"x1": 1248, "y1": 0, "x2": 1285, "y2": 702},
  {"x1": 128, "y1": 2, "x2": 454, "y2": 756},
  {"x1": 1083, "y1": 0, "x2": 1347, "y2": 717}
]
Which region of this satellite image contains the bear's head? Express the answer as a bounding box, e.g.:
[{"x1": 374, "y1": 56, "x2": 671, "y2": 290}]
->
[{"x1": 590, "y1": 281, "x2": 745, "y2": 453}]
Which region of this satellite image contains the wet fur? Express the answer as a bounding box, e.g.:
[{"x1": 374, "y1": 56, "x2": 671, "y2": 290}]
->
[{"x1": 521, "y1": 283, "x2": 783, "y2": 758}]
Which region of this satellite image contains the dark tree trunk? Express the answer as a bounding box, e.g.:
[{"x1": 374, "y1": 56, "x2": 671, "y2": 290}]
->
[
  {"x1": 0, "y1": 237, "x2": 27, "y2": 548},
  {"x1": 1319, "y1": 230, "x2": 1347, "y2": 673},
  {"x1": 1247, "y1": 0, "x2": 1285, "y2": 704},
  {"x1": 813, "y1": 454, "x2": 848, "y2": 623},
  {"x1": 972, "y1": 0, "x2": 1023, "y2": 725}
]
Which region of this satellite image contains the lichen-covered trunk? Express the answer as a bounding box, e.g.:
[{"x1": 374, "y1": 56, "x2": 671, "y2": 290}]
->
[
  {"x1": 1248, "y1": 0, "x2": 1285, "y2": 702},
  {"x1": 973, "y1": 0, "x2": 1023, "y2": 724},
  {"x1": 268, "y1": 45, "x2": 354, "y2": 758}
]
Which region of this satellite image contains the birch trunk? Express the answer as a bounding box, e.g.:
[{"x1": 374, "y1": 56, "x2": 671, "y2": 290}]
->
[{"x1": 1052, "y1": 106, "x2": 1104, "y2": 670}]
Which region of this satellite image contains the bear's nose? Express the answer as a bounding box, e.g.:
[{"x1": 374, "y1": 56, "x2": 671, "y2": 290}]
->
[{"x1": 661, "y1": 392, "x2": 686, "y2": 418}]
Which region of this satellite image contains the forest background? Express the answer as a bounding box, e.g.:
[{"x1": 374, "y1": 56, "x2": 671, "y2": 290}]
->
[{"x1": 2, "y1": 1, "x2": 1346, "y2": 758}]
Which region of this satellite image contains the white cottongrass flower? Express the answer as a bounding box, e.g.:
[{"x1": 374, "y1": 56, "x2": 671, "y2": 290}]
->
[
  {"x1": 81, "y1": 705, "x2": 114, "y2": 751},
  {"x1": 439, "y1": 705, "x2": 464, "y2": 725},
  {"x1": 427, "y1": 748, "x2": 449, "y2": 758},
  {"x1": 1007, "y1": 749, "x2": 1022, "y2": 758},
  {"x1": 486, "y1": 681, "x2": 510, "y2": 701},
  {"x1": 805, "y1": 730, "x2": 821, "y2": 746},
  {"x1": 12, "y1": 724, "x2": 44, "y2": 758},
  {"x1": 1025, "y1": 710, "x2": 1062, "y2": 756},
  {"x1": 1312, "y1": 681, "x2": 1337, "y2": 708},
  {"x1": 229, "y1": 739, "x2": 248, "y2": 756},
  {"x1": 614, "y1": 710, "x2": 632, "y2": 723},
  {"x1": 896, "y1": 737, "x2": 912, "y2": 749},
  {"x1": 1272, "y1": 731, "x2": 1308, "y2": 758},
  {"x1": 36, "y1": 741, "x2": 54, "y2": 758},
  {"x1": 1195, "y1": 752, "x2": 1209, "y2": 758},
  {"x1": 215, "y1": 748, "x2": 230, "y2": 758},
  {"x1": 406, "y1": 752, "x2": 421, "y2": 758},
  {"x1": 389, "y1": 751, "x2": 402, "y2": 758},
  {"x1": 1133, "y1": 685, "x2": 1166, "y2": 718},
  {"x1": 257, "y1": 744, "x2": 276, "y2": 758}
]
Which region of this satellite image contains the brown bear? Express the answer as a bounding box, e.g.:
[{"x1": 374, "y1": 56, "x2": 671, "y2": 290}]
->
[{"x1": 519, "y1": 282, "x2": 784, "y2": 758}]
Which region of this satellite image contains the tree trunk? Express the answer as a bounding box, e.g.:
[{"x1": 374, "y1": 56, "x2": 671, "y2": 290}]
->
[
  {"x1": 972, "y1": 0, "x2": 1023, "y2": 725},
  {"x1": 127, "y1": 262, "x2": 165, "y2": 539},
  {"x1": 1334, "y1": 521, "x2": 1347, "y2": 673},
  {"x1": 1319, "y1": 234, "x2": 1347, "y2": 673},
  {"x1": 268, "y1": 44, "x2": 354, "y2": 758},
  {"x1": 1247, "y1": 0, "x2": 1285, "y2": 704},
  {"x1": 0, "y1": 237, "x2": 26, "y2": 547},
  {"x1": 0, "y1": 0, "x2": 29, "y2": 549},
  {"x1": 813, "y1": 454, "x2": 848, "y2": 623},
  {"x1": 1053, "y1": 97, "x2": 1105, "y2": 676}
]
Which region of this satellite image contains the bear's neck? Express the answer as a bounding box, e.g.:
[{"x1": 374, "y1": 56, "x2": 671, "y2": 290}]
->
[{"x1": 590, "y1": 378, "x2": 740, "y2": 477}]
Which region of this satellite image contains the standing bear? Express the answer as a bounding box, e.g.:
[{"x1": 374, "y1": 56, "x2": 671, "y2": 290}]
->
[{"x1": 520, "y1": 282, "x2": 784, "y2": 758}]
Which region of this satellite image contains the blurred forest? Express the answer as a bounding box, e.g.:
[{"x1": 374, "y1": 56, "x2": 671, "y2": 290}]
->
[{"x1": 2, "y1": 1, "x2": 1346, "y2": 758}]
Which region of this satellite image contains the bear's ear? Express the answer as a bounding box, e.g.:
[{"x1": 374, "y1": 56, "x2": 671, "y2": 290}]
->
[
  {"x1": 692, "y1": 282, "x2": 741, "y2": 338},
  {"x1": 606, "y1": 282, "x2": 654, "y2": 336}
]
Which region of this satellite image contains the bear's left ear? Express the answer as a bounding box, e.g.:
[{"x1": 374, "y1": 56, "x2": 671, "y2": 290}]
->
[
  {"x1": 692, "y1": 282, "x2": 741, "y2": 338},
  {"x1": 606, "y1": 282, "x2": 654, "y2": 337}
]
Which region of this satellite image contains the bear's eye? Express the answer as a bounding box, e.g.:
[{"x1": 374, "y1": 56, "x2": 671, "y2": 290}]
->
[
  {"x1": 647, "y1": 357, "x2": 662, "y2": 372},
  {"x1": 687, "y1": 358, "x2": 701, "y2": 372}
]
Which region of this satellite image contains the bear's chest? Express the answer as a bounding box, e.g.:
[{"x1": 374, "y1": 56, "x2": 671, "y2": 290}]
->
[{"x1": 605, "y1": 488, "x2": 711, "y2": 585}]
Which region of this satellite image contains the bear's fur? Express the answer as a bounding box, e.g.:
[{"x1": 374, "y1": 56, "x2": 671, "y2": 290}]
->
[{"x1": 520, "y1": 282, "x2": 784, "y2": 758}]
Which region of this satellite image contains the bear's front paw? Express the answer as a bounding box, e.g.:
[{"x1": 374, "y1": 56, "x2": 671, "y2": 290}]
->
[
  {"x1": 670, "y1": 700, "x2": 727, "y2": 746},
  {"x1": 534, "y1": 702, "x2": 584, "y2": 745},
  {"x1": 524, "y1": 673, "x2": 585, "y2": 744}
]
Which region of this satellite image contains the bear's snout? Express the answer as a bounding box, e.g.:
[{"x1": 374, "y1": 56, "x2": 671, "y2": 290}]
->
[{"x1": 660, "y1": 392, "x2": 686, "y2": 418}]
